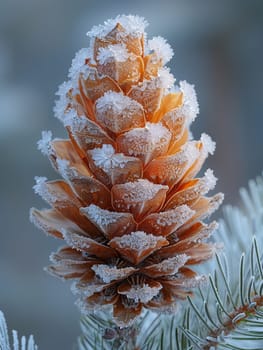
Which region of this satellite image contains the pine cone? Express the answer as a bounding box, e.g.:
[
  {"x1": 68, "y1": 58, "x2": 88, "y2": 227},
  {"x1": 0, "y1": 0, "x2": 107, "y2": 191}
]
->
[{"x1": 30, "y1": 15, "x2": 223, "y2": 327}]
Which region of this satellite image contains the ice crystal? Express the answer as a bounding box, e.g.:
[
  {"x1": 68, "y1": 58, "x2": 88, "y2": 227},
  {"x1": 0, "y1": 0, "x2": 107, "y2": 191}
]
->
[
  {"x1": 117, "y1": 179, "x2": 168, "y2": 203},
  {"x1": 53, "y1": 81, "x2": 72, "y2": 121},
  {"x1": 90, "y1": 144, "x2": 130, "y2": 171},
  {"x1": 72, "y1": 280, "x2": 106, "y2": 298},
  {"x1": 147, "y1": 36, "x2": 174, "y2": 64},
  {"x1": 158, "y1": 67, "x2": 175, "y2": 89},
  {"x1": 37, "y1": 130, "x2": 52, "y2": 156},
  {"x1": 68, "y1": 48, "x2": 93, "y2": 80},
  {"x1": 33, "y1": 177, "x2": 50, "y2": 201},
  {"x1": 137, "y1": 68, "x2": 175, "y2": 92},
  {"x1": 96, "y1": 91, "x2": 143, "y2": 116},
  {"x1": 156, "y1": 205, "x2": 195, "y2": 227},
  {"x1": 122, "y1": 283, "x2": 162, "y2": 303},
  {"x1": 91, "y1": 264, "x2": 136, "y2": 283},
  {"x1": 201, "y1": 133, "x2": 216, "y2": 155},
  {"x1": 153, "y1": 255, "x2": 189, "y2": 274},
  {"x1": 179, "y1": 80, "x2": 199, "y2": 121},
  {"x1": 121, "y1": 122, "x2": 171, "y2": 158},
  {"x1": 112, "y1": 231, "x2": 165, "y2": 250},
  {"x1": 181, "y1": 274, "x2": 207, "y2": 288},
  {"x1": 87, "y1": 15, "x2": 148, "y2": 39},
  {"x1": 203, "y1": 169, "x2": 217, "y2": 191},
  {"x1": 56, "y1": 158, "x2": 78, "y2": 180},
  {"x1": 80, "y1": 204, "x2": 134, "y2": 237},
  {"x1": 97, "y1": 44, "x2": 130, "y2": 64},
  {"x1": 63, "y1": 110, "x2": 85, "y2": 128}
]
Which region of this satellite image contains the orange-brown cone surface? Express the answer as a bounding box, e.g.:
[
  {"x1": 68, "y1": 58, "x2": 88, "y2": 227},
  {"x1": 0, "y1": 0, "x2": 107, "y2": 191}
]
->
[{"x1": 30, "y1": 15, "x2": 223, "y2": 327}]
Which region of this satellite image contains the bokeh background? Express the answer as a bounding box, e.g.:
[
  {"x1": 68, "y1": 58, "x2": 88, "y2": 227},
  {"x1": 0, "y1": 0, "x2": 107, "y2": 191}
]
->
[{"x1": 0, "y1": 0, "x2": 263, "y2": 348}]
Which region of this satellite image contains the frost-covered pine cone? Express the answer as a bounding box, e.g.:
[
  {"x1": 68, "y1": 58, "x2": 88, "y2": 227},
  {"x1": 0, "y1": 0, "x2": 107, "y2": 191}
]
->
[{"x1": 30, "y1": 15, "x2": 224, "y2": 326}]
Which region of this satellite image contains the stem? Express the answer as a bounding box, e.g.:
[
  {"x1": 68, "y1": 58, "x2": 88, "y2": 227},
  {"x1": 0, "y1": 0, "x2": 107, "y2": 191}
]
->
[{"x1": 203, "y1": 295, "x2": 263, "y2": 350}]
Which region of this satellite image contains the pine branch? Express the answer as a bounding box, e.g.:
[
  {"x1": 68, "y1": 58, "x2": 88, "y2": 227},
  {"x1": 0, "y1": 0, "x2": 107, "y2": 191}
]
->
[
  {"x1": 0, "y1": 311, "x2": 38, "y2": 350},
  {"x1": 177, "y1": 173, "x2": 263, "y2": 349}
]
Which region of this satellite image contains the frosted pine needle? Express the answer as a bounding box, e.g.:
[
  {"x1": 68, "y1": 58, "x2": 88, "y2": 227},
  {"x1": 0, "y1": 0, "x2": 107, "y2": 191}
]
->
[
  {"x1": 31, "y1": 14, "x2": 223, "y2": 326},
  {"x1": 0, "y1": 311, "x2": 37, "y2": 350}
]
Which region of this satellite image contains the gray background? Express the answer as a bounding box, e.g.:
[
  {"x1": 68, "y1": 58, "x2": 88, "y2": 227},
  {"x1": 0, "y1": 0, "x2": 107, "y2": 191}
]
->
[{"x1": 0, "y1": 0, "x2": 263, "y2": 349}]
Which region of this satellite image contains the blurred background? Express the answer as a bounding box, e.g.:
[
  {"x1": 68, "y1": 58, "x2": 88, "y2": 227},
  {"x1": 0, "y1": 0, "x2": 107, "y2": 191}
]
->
[{"x1": 0, "y1": 0, "x2": 262, "y2": 348}]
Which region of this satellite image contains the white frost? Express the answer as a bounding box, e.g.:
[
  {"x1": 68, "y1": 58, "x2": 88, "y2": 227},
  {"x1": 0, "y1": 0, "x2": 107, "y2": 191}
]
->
[
  {"x1": 122, "y1": 122, "x2": 171, "y2": 158},
  {"x1": 158, "y1": 67, "x2": 175, "y2": 89},
  {"x1": 200, "y1": 133, "x2": 216, "y2": 155},
  {"x1": 62, "y1": 229, "x2": 91, "y2": 251},
  {"x1": 156, "y1": 205, "x2": 195, "y2": 227},
  {"x1": 80, "y1": 204, "x2": 131, "y2": 235},
  {"x1": 91, "y1": 264, "x2": 136, "y2": 283},
  {"x1": 111, "y1": 231, "x2": 165, "y2": 250},
  {"x1": 90, "y1": 144, "x2": 130, "y2": 171},
  {"x1": 56, "y1": 158, "x2": 79, "y2": 181},
  {"x1": 97, "y1": 44, "x2": 129, "y2": 64},
  {"x1": 182, "y1": 274, "x2": 207, "y2": 288},
  {"x1": 147, "y1": 36, "x2": 174, "y2": 64},
  {"x1": 202, "y1": 169, "x2": 217, "y2": 191},
  {"x1": 117, "y1": 179, "x2": 169, "y2": 203},
  {"x1": 179, "y1": 80, "x2": 199, "y2": 122},
  {"x1": 53, "y1": 81, "x2": 72, "y2": 121},
  {"x1": 33, "y1": 177, "x2": 50, "y2": 202},
  {"x1": 37, "y1": 130, "x2": 52, "y2": 156},
  {"x1": 122, "y1": 283, "x2": 162, "y2": 303},
  {"x1": 87, "y1": 15, "x2": 148, "y2": 39},
  {"x1": 71, "y1": 280, "x2": 106, "y2": 298},
  {"x1": 152, "y1": 255, "x2": 189, "y2": 274},
  {"x1": 68, "y1": 48, "x2": 93, "y2": 80},
  {"x1": 182, "y1": 141, "x2": 200, "y2": 164},
  {"x1": 96, "y1": 90, "x2": 142, "y2": 115}
]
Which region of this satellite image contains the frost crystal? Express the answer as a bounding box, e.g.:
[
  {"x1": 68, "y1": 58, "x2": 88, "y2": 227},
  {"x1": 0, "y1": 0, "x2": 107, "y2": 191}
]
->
[
  {"x1": 119, "y1": 179, "x2": 168, "y2": 203},
  {"x1": 183, "y1": 141, "x2": 200, "y2": 164},
  {"x1": 156, "y1": 205, "x2": 194, "y2": 227},
  {"x1": 91, "y1": 264, "x2": 136, "y2": 283},
  {"x1": 87, "y1": 15, "x2": 148, "y2": 39},
  {"x1": 37, "y1": 130, "x2": 52, "y2": 156},
  {"x1": 62, "y1": 229, "x2": 91, "y2": 251},
  {"x1": 95, "y1": 91, "x2": 145, "y2": 133},
  {"x1": 202, "y1": 169, "x2": 217, "y2": 191},
  {"x1": 53, "y1": 81, "x2": 72, "y2": 121},
  {"x1": 68, "y1": 48, "x2": 93, "y2": 80},
  {"x1": 152, "y1": 255, "x2": 189, "y2": 274},
  {"x1": 81, "y1": 204, "x2": 131, "y2": 234},
  {"x1": 182, "y1": 274, "x2": 207, "y2": 288},
  {"x1": 72, "y1": 280, "x2": 106, "y2": 298},
  {"x1": 113, "y1": 231, "x2": 164, "y2": 250},
  {"x1": 90, "y1": 144, "x2": 130, "y2": 171},
  {"x1": 97, "y1": 44, "x2": 129, "y2": 64},
  {"x1": 96, "y1": 91, "x2": 142, "y2": 115},
  {"x1": 122, "y1": 122, "x2": 171, "y2": 157},
  {"x1": 33, "y1": 177, "x2": 49, "y2": 201},
  {"x1": 158, "y1": 67, "x2": 175, "y2": 89},
  {"x1": 33, "y1": 177, "x2": 72, "y2": 204},
  {"x1": 201, "y1": 133, "x2": 216, "y2": 155},
  {"x1": 177, "y1": 80, "x2": 199, "y2": 122},
  {"x1": 138, "y1": 68, "x2": 175, "y2": 91},
  {"x1": 123, "y1": 283, "x2": 162, "y2": 303},
  {"x1": 62, "y1": 109, "x2": 80, "y2": 127},
  {"x1": 147, "y1": 36, "x2": 174, "y2": 64},
  {"x1": 56, "y1": 158, "x2": 79, "y2": 180}
]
